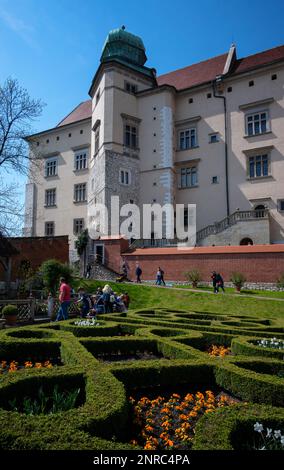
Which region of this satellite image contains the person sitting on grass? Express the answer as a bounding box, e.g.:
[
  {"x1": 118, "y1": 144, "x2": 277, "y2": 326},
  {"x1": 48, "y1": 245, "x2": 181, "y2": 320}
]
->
[{"x1": 76, "y1": 286, "x2": 92, "y2": 318}]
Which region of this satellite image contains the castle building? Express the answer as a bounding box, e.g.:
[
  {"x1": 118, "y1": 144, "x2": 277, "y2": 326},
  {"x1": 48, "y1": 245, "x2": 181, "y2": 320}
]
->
[{"x1": 24, "y1": 27, "x2": 284, "y2": 261}]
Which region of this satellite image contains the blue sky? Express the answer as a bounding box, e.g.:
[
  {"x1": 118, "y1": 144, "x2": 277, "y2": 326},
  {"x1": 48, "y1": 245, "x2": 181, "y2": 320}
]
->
[{"x1": 0, "y1": 0, "x2": 283, "y2": 204}]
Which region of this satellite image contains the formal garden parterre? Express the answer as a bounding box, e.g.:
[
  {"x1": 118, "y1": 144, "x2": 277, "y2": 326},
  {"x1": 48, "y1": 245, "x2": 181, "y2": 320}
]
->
[{"x1": 0, "y1": 304, "x2": 284, "y2": 450}]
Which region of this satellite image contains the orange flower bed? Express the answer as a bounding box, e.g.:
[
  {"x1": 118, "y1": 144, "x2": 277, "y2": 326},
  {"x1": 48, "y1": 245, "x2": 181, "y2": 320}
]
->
[
  {"x1": 0, "y1": 360, "x2": 53, "y2": 374},
  {"x1": 129, "y1": 390, "x2": 237, "y2": 450},
  {"x1": 208, "y1": 345, "x2": 231, "y2": 357}
]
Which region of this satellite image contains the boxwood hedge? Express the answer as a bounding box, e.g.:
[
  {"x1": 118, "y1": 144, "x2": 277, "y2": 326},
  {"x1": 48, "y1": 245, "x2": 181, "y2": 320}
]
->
[{"x1": 0, "y1": 305, "x2": 283, "y2": 450}]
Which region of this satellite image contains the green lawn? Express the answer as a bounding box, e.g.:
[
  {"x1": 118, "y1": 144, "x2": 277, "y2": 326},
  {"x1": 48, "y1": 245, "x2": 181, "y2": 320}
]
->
[
  {"x1": 74, "y1": 279, "x2": 284, "y2": 323},
  {"x1": 173, "y1": 284, "x2": 284, "y2": 299}
]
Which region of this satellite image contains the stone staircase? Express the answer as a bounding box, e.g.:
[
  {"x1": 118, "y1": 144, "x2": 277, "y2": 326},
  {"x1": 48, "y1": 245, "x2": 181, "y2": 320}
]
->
[
  {"x1": 127, "y1": 209, "x2": 269, "y2": 249},
  {"x1": 87, "y1": 260, "x2": 119, "y2": 281},
  {"x1": 196, "y1": 209, "x2": 269, "y2": 246}
]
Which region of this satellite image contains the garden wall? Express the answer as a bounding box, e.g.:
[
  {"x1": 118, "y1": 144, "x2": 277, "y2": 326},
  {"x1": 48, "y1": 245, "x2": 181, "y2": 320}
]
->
[
  {"x1": 0, "y1": 236, "x2": 69, "y2": 282},
  {"x1": 120, "y1": 244, "x2": 284, "y2": 283}
]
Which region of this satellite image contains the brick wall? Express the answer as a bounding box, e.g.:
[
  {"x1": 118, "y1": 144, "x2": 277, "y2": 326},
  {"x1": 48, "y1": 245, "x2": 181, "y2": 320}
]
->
[
  {"x1": 122, "y1": 247, "x2": 284, "y2": 283},
  {"x1": 0, "y1": 236, "x2": 69, "y2": 282},
  {"x1": 101, "y1": 237, "x2": 130, "y2": 274}
]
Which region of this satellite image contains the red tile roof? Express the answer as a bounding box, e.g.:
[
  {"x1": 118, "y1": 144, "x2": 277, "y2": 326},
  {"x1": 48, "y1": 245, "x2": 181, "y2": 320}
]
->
[
  {"x1": 123, "y1": 244, "x2": 284, "y2": 256},
  {"x1": 157, "y1": 45, "x2": 284, "y2": 91},
  {"x1": 233, "y1": 45, "x2": 284, "y2": 75},
  {"x1": 57, "y1": 100, "x2": 92, "y2": 127},
  {"x1": 157, "y1": 53, "x2": 228, "y2": 90},
  {"x1": 56, "y1": 45, "x2": 284, "y2": 126}
]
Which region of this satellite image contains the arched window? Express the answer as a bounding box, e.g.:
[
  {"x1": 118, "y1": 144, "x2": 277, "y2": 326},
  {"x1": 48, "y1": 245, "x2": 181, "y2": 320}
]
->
[
  {"x1": 240, "y1": 238, "x2": 253, "y2": 246},
  {"x1": 254, "y1": 204, "x2": 265, "y2": 218}
]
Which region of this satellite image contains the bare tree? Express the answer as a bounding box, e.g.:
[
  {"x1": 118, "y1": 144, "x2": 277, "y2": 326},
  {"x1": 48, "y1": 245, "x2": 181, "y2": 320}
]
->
[
  {"x1": 0, "y1": 77, "x2": 44, "y2": 174},
  {"x1": 0, "y1": 77, "x2": 44, "y2": 235},
  {"x1": 0, "y1": 179, "x2": 24, "y2": 236}
]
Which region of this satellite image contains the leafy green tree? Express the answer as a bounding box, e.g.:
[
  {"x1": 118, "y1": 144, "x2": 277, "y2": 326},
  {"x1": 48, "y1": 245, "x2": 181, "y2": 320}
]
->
[
  {"x1": 75, "y1": 229, "x2": 89, "y2": 274},
  {"x1": 40, "y1": 259, "x2": 73, "y2": 296}
]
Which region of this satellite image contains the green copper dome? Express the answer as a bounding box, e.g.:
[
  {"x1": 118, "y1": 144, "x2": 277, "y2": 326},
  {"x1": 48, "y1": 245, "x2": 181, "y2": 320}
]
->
[{"x1": 100, "y1": 26, "x2": 147, "y2": 66}]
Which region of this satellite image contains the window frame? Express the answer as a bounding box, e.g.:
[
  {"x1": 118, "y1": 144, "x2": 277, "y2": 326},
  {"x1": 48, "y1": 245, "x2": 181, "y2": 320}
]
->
[
  {"x1": 45, "y1": 221, "x2": 55, "y2": 236},
  {"x1": 245, "y1": 110, "x2": 270, "y2": 136},
  {"x1": 73, "y1": 218, "x2": 85, "y2": 235},
  {"x1": 178, "y1": 127, "x2": 197, "y2": 150},
  {"x1": 277, "y1": 199, "x2": 284, "y2": 212},
  {"x1": 45, "y1": 157, "x2": 58, "y2": 178},
  {"x1": 119, "y1": 169, "x2": 131, "y2": 186},
  {"x1": 74, "y1": 183, "x2": 87, "y2": 203},
  {"x1": 45, "y1": 188, "x2": 56, "y2": 207},
  {"x1": 124, "y1": 81, "x2": 138, "y2": 94},
  {"x1": 247, "y1": 153, "x2": 270, "y2": 179},
  {"x1": 124, "y1": 124, "x2": 138, "y2": 149},
  {"x1": 209, "y1": 133, "x2": 219, "y2": 144},
  {"x1": 74, "y1": 149, "x2": 88, "y2": 171},
  {"x1": 212, "y1": 176, "x2": 219, "y2": 184},
  {"x1": 179, "y1": 166, "x2": 198, "y2": 189}
]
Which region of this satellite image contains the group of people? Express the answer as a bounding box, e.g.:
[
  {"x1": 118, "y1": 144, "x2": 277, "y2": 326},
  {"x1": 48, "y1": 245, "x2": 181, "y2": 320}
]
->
[
  {"x1": 55, "y1": 277, "x2": 130, "y2": 321},
  {"x1": 211, "y1": 271, "x2": 225, "y2": 293}
]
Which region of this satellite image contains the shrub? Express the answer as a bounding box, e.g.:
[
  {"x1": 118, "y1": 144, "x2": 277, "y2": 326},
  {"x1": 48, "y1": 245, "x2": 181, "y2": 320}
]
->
[
  {"x1": 40, "y1": 260, "x2": 73, "y2": 296},
  {"x1": 277, "y1": 273, "x2": 284, "y2": 289},
  {"x1": 230, "y1": 272, "x2": 246, "y2": 291},
  {"x1": 2, "y1": 305, "x2": 17, "y2": 317},
  {"x1": 184, "y1": 270, "x2": 202, "y2": 288}
]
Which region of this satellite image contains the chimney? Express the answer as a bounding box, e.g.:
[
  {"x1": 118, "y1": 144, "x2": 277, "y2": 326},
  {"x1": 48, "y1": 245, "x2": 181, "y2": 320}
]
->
[{"x1": 223, "y1": 43, "x2": 237, "y2": 76}]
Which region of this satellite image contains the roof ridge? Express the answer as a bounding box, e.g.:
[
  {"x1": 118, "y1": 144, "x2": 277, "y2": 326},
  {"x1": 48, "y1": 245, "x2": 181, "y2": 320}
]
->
[
  {"x1": 56, "y1": 99, "x2": 91, "y2": 127},
  {"x1": 236, "y1": 44, "x2": 284, "y2": 63}
]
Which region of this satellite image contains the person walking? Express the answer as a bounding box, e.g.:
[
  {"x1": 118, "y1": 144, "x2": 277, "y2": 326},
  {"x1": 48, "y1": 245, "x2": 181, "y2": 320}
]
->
[
  {"x1": 85, "y1": 263, "x2": 92, "y2": 279},
  {"x1": 159, "y1": 266, "x2": 166, "y2": 286},
  {"x1": 216, "y1": 273, "x2": 225, "y2": 293},
  {"x1": 56, "y1": 277, "x2": 71, "y2": 321},
  {"x1": 211, "y1": 271, "x2": 218, "y2": 294},
  {"x1": 156, "y1": 268, "x2": 162, "y2": 285},
  {"x1": 135, "y1": 263, "x2": 142, "y2": 283}
]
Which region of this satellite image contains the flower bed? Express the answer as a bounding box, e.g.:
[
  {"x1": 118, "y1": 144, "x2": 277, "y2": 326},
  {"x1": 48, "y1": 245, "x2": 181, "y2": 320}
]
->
[
  {"x1": 0, "y1": 359, "x2": 54, "y2": 374},
  {"x1": 256, "y1": 338, "x2": 284, "y2": 350},
  {"x1": 253, "y1": 422, "x2": 284, "y2": 450},
  {"x1": 129, "y1": 390, "x2": 239, "y2": 449},
  {"x1": 208, "y1": 345, "x2": 231, "y2": 357}
]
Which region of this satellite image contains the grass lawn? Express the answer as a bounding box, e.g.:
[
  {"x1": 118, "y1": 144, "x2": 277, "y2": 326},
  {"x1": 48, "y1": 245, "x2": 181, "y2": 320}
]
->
[
  {"x1": 74, "y1": 279, "x2": 284, "y2": 323},
  {"x1": 173, "y1": 284, "x2": 284, "y2": 299}
]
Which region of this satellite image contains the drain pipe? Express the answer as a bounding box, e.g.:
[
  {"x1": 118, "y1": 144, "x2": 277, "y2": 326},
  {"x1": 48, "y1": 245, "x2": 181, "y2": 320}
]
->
[{"x1": 212, "y1": 78, "x2": 230, "y2": 217}]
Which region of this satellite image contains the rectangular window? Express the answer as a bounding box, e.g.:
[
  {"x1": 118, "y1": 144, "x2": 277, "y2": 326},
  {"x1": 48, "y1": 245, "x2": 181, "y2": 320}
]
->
[
  {"x1": 248, "y1": 154, "x2": 269, "y2": 179},
  {"x1": 74, "y1": 183, "x2": 87, "y2": 202},
  {"x1": 96, "y1": 89, "x2": 100, "y2": 105},
  {"x1": 45, "y1": 221, "x2": 54, "y2": 236},
  {"x1": 209, "y1": 133, "x2": 219, "y2": 143},
  {"x1": 95, "y1": 127, "x2": 100, "y2": 154},
  {"x1": 125, "y1": 81, "x2": 137, "y2": 94},
  {"x1": 180, "y1": 167, "x2": 198, "y2": 188},
  {"x1": 73, "y1": 218, "x2": 84, "y2": 235},
  {"x1": 179, "y1": 128, "x2": 197, "y2": 150},
  {"x1": 278, "y1": 200, "x2": 284, "y2": 212},
  {"x1": 74, "y1": 149, "x2": 88, "y2": 171},
  {"x1": 45, "y1": 158, "x2": 57, "y2": 177},
  {"x1": 120, "y1": 169, "x2": 131, "y2": 185},
  {"x1": 212, "y1": 176, "x2": 219, "y2": 184},
  {"x1": 45, "y1": 188, "x2": 56, "y2": 207},
  {"x1": 124, "y1": 125, "x2": 137, "y2": 148},
  {"x1": 246, "y1": 111, "x2": 268, "y2": 136}
]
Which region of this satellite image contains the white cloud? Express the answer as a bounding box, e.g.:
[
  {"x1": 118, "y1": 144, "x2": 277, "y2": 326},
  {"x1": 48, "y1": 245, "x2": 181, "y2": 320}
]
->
[{"x1": 0, "y1": 8, "x2": 40, "y2": 51}]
